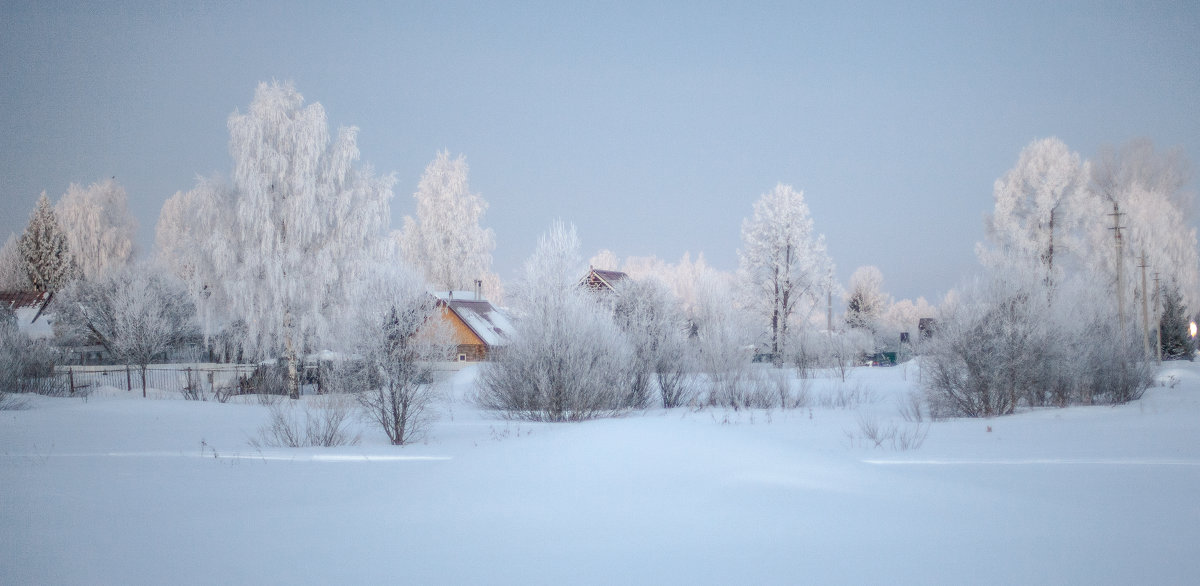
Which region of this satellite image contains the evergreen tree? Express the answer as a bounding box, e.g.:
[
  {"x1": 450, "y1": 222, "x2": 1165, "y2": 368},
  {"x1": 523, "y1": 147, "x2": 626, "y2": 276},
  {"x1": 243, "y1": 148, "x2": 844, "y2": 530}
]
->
[
  {"x1": 1159, "y1": 283, "x2": 1192, "y2": 360},
  {"x1": 18, "y1": 192, "x2": 75, "y2": 292}
]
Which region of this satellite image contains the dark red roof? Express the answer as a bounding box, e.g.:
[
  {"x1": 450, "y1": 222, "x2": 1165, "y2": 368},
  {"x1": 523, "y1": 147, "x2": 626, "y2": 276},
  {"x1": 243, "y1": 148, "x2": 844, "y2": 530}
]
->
[{"x1": 0, "y1": 290, "x2": 49, "y2": 310}]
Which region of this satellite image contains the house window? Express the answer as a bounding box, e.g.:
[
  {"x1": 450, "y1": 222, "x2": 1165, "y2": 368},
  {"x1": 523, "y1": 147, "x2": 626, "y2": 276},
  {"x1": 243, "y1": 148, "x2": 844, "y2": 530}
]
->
[{"x1": 458, "y1": 353, "x2": 467, "y2": 362}]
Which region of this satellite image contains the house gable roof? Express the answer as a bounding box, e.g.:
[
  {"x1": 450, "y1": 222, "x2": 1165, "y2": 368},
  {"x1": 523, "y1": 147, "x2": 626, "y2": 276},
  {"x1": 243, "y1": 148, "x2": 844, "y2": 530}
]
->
[
  {"x1": 580, "y1": 267, "x2": 629, "y2": 292},
  {"x1": 433, "y1": 292, "x2": 514, "y2": 348}
]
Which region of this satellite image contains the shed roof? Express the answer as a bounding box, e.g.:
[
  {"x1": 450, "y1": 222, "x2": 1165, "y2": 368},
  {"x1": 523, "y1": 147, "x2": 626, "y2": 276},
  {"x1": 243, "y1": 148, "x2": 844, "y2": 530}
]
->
[{"x1": 434, "y1": 293, "x2": 514, "y2": 348}]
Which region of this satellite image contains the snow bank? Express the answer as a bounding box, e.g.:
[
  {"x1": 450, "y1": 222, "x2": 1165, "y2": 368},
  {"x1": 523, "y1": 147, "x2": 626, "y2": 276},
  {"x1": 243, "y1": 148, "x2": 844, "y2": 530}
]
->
[{"x1": 3, "y1": 363, "x2": 1198, "y2": 584}]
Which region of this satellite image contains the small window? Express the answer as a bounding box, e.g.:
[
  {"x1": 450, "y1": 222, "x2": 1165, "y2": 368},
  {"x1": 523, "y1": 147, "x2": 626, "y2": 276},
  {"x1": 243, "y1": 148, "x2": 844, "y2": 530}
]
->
[{"x1": 458, "y1": 354, "x2": 467, "y2": 362}]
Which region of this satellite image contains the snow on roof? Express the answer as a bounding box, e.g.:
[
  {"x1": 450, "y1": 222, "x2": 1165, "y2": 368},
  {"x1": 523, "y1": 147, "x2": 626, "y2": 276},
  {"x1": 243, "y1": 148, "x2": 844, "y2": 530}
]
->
[{"x1": 442, "y1": 298, "x2": 514, "y2": 348}]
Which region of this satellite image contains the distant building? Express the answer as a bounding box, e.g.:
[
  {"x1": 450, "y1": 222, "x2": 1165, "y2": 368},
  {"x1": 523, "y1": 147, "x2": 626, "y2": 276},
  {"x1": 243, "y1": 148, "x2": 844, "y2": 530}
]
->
[
  {"x1": 918, "y1": 317, "x2": 938, "y2": 340},
  {"x1": 433, "y1": 288, "x2": 514, "y2": 361},
  {"x1": 579, "y1": 267, "x2": 629, "y2": 294}
]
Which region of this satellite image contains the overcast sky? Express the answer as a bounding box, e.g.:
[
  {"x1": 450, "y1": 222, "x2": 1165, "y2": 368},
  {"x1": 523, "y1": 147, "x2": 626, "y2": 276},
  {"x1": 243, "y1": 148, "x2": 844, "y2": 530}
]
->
[{"x1": 3, "y1": 1, "x2": 1198, "y2": 302}]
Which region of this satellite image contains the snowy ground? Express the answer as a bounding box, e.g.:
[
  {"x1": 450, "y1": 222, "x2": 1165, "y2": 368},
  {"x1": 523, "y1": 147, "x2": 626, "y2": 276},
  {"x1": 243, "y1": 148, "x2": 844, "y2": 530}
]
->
[{"x1": 3, "y1": 362, "x2": 1199, "y2": 585}]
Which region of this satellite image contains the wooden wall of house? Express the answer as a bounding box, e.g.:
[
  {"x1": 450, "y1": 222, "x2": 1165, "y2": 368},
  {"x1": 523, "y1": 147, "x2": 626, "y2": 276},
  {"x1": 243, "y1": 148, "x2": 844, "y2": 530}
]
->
[{"x1": 438, "y1": 306, "x2": 489, "y2": 361}]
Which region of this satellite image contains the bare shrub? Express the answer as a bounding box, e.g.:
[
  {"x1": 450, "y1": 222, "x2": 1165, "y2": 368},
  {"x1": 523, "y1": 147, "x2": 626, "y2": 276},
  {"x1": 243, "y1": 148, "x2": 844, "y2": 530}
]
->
[
  {"x1": 252, "y1": 394, "x2": 360, "y2": 448},
  {"x1": 817, "y1": 381, "x2": 878, "y2": 410},
  {"x1": 0, "y1": 391, "x2": 29, "y2": 411},
  {"x1": 896, "y1": 390, "x2": 924, "y2": 423},
  {"x1": 894, "y1": 423, "x2": 929, "y2": 450},
  {"x1": 853, "y1": 413, "x2": 928, "y2": 451}
]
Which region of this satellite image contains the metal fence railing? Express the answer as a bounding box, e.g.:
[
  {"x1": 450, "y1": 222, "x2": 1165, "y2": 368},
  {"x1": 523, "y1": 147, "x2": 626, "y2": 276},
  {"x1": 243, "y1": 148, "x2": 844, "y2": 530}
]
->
[{"x1": 57, "y1": 364, "x2": 258, "y2": 397}]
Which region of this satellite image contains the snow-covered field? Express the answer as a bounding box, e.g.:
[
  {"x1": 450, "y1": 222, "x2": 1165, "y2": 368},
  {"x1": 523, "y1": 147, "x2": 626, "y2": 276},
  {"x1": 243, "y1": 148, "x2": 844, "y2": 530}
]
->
[{"x1": 4, "y1": 362, "x2": 1199, "y2": 585}]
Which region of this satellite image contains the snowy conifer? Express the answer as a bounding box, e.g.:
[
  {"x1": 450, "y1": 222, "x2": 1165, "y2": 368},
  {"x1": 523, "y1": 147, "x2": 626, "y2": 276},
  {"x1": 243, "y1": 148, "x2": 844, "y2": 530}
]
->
[
  {"x1": 0, "y1": 234, "x2": 31, "y2": 290},
  {"x1": 19, "y1": 193, "x2": 75, "y2": 292}
]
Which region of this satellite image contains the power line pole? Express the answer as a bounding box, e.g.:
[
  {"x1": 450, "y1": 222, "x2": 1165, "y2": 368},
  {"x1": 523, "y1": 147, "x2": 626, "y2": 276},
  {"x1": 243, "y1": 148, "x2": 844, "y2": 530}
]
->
[
  {"x1": 1139, "y1": 251, "x2": 1150, "y2": 359},
  {"x1": 1109, "y1": 203, "x2": 1127, "y2": 337},
  {"x1": 1153, "y1": 272, "x2": 1163, "y2": 363}
]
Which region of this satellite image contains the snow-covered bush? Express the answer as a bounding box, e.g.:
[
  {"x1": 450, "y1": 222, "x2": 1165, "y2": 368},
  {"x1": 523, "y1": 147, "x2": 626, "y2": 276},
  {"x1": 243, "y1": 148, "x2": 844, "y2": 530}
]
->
[
  {"x1": 611, "y1": 277, "x2": 692, "y2": 408},
  {"x1": 479, "y1": 221, "x2": 637, "y2": 421},
  {"x1": 922, "y1": 274, "x2": 1152, "y2": 418},
  {"x1": 0, "y1": 306, "x2": 61, "y2": 403},
  {"x1": 790, "y1": 328, "x2": 873, "y2": 380}
]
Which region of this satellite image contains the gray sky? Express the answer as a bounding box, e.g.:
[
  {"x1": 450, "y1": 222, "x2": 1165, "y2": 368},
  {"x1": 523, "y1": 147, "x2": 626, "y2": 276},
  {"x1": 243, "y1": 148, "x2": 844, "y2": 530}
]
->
[{"x1": 3, "y1": 1, "x2": 1198, "y2": 302}]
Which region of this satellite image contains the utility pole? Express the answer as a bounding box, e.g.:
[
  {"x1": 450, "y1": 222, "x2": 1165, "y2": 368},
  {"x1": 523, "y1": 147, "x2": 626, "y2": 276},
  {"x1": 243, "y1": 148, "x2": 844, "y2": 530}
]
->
[
  {"x1": 1153, "y1": 272, "x2": 1163, "y2": 363},
  {"x1": 827, "y1": 289, "x2": 833, "y2": 334},
  {"x1": 1109, "y1": 203, "x2": 1126, "y2": 337},
  {"x1": 1139, "y1": 252, "x2": 1150, "y2": 359}
]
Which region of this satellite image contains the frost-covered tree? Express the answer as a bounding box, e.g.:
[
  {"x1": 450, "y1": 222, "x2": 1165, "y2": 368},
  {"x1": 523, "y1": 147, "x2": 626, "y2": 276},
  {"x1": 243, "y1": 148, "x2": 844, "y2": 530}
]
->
[
  {"x1": 0, "y1": 234, "x2": 31, "y2": 290},
  {"x1": 156, "y1": 178, "x2": 236, "y2": 354},
  {"x1": 55, "y1": 178, "x2": 137, "y2": 281},
  {"x1": 55, "y1": 263, "x2": 195, "y2": 397},
  {"x1": 738, "y1": 183, "x2": 833, "y2": 364},
  {"x1": 479, "y1": 221, "x2": 636, "y2": 421},
  {"x1": 587, "y1": 249, "x2": 622, "y2": 271},
  {"x1": 611, "y1": 277, "x2": 691, "y2": 408},
  {"x1": 1159, "y1": 283, "x2": 1191, "y2": 360},
  {"x1": 1090, "y1": 139, "x2": 1199, "y2": 316},
  {"x1": 844, "y1": 266, "x2": 889, "y2": 333},
  {"x1": 159, "y1": 81, "x2": 396, "y2": 397},
  {"x1": 398, "y1": 151, "x2": 498, "y2": 297},
  {"x1": 19, "y1": 193, "x2": 75, "y2": 292},
  {"x1": 338, "y1": 261, "x2": 453, "y2": 445},
  {"x1": 979, "y1": 137, "x2": 1092, "y2": 294},
  {"x1": 880, "y1": 296, "x2": 935, "y2": 342}
]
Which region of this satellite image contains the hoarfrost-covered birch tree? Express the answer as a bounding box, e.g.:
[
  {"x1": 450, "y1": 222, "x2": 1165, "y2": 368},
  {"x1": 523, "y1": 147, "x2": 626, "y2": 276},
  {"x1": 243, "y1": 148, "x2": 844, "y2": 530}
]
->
[
  {"x1": 55, "y1": 178, "x2": 137, "y2": 281},
  {"x1": 738, "y1": 183, "x2": 833, "y2": 365},
  {"x1": 979, "y1": 137, "x2": 1092, "y2": 294},
  {"x1": 19, "y1": 193, "x2": 75, "y2": 292},
  {"x1": 1089, "y1": 139, "x2": 1199, "y2": 315},
  {"x1": 157, "y1": 81, "x2": 395, "y2": 397},
  {"x1": 156, "y1": 178, "x2": 236, "y2": 354},
  {"x1": 398, "y1": 151, "x2": 499, "y2": 297}
]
